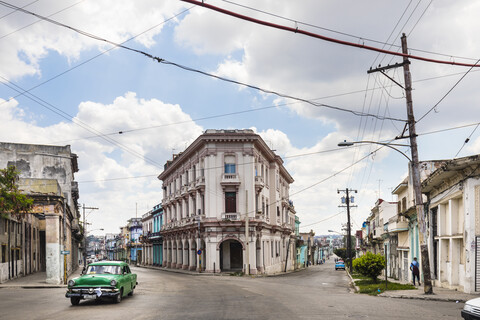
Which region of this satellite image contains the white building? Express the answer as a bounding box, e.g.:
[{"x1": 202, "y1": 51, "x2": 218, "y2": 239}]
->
[
  {"x1": 158, "y1": 129, "x2": 297, "y2": 274},
  {"x1": 422, "y1": 155, "x2": 480, "y2": 293}
]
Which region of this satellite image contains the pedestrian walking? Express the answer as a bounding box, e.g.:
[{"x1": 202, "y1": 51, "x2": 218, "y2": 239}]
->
[{"x1": 410, "y1": 257, "x2": 421, "y2": 286}]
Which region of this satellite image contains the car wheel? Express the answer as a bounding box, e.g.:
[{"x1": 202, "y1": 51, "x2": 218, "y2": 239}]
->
[
  {"x1": 70, "y1": 297, "x2": 80, "y2": 306},
  {"x1": 114, "y1": 289, "x2": 123, "y2": 304},
  {"x1": 128, "y1": 287, "x2": 134, "y2": 296}
]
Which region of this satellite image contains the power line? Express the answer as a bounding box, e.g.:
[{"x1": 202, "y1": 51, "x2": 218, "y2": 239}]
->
[
  {"x1": 182, "y1": 0, "x2": 480, "y2": 68},
  {"x1": 417, "y1": 121, "x2": 480, "y2": 137},
  {"x1": 0, "y1": 0, "x2": 38, "y2": 20},
  {"x1": 0, "y1": 5, "x2": 193, "y2": 109},
  {"x1": 299, "y1": 211, "x2": 344, "y2": 228},
  {"x1": 416, "y1": 58, "x2": 480, "y2": 123},
  {"x1": 0, "y1": 76, "x2": 166, "y2": 170},
  {"x1": 454, "y1": 124, "x2": 480, "y2": 158},
  {"x1": 0, "y1": 1, "x2": 404, "y2": 122},
  {"x1": 0, "y1": 0, "x2": 85, "y2": 41},
  {"x1": 221, "y1": 0, "x2": 479, "y2": 63}
]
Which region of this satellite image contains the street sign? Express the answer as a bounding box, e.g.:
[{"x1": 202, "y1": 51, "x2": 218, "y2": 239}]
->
[
  {"x1": 197, "y1": 250, "x2": 202, "y2": 255},
  {"x1": 61, "y1": 250, "x2": 70, "y2": 255}
]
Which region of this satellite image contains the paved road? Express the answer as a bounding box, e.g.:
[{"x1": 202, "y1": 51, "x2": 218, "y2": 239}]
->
[{"x1": 0, "y1": 260, "x2": 463, "y2": 319}]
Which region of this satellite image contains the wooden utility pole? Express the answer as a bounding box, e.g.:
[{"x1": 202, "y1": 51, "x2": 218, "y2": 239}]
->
[
  {"x1": 338, "y1": 188, "x2": 357, "y2": 273},
  {"x1": 366, "y1": 34, "x2": 433, "y2": 294},
  {"x1": 245, "y1": 190, "x2": 249, "y2": 275},
  {"x1": 401, "y1": 33, "x2": 433, "y2": 294},
  {"x1": 82, "y1": 204, "x2": 99, "y2": 267}
]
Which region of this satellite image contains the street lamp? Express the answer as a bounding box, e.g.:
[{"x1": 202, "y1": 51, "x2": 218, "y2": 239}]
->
[
  {"x1": 338, "y1": 140, "x2": 411, "y2": 161},
  {"x1": 338, "y1": 138, "x2": 433, "y2": 294}
]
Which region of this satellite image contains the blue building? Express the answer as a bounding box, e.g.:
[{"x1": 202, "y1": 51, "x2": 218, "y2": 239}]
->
[
  {"x1": 140, "y1": 204, "x2": 164, "y2": 266},
  {"x1": 128, "y1": 218, "x2": 142, "y2": 263},
  {"x1": 151, "y1": 204, "x2": 163, "y2": 266}
]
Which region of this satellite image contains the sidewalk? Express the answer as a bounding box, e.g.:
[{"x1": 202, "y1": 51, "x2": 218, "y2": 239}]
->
[
  {"x1": 0, "y1": 266, "x2": 84, "y2": 289},
  {"x1": 378, "y1": 283, "x2": 479, "y2": 303},
  {"x1": 347, "y1": 268, "x2": 478, "y2": 303}
]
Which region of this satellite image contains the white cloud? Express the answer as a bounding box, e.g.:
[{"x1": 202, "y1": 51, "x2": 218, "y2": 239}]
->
[
  {"x1": 0, "y1": 92, "x2": 203, "y2": 233},
  {"x1": 0, "y1": 0, "x2": 185, "y2": 80}
]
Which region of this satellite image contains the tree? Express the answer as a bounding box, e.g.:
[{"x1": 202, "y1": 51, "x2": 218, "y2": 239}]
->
[
  {"x1": 333, "y1": 247, "x2": 355, "y2": 261},
  {"x1": 0, "y1": 165, "x2": 33, "y2": 219},
  {"x1": 352, "y1": 252, "x2": 385, "y2": 282}
]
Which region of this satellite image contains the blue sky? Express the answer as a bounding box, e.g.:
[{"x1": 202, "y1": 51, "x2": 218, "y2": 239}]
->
[{"x1": 1, "y1": 0, "x2": 479, "y2": 235}]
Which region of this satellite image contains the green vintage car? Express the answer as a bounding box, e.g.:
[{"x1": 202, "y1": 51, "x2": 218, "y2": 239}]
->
[{"x1": 66, "y1": 261, "x2": 137, "y2": 305}]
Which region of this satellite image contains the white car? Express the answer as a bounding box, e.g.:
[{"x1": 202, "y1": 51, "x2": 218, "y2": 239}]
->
[{"x1": 462, "y1": 297, "x2": 480, "y2": 320}]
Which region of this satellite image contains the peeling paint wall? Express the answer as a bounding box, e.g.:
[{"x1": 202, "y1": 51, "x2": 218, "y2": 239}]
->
[{"x1": 0, "y1": 142, "x2": 81, "y2": 284}]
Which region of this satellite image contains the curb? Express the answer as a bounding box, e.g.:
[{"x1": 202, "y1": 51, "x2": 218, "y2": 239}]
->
[
  {"x1": 345, "y1": 268, "x2": 359, "y2": 293},
  {"x1": 378, "y1": 293, "x2": 467, "y2": 303},
  {"x1": 136, "y1": 264, "x2": 307, "y2": 277}
]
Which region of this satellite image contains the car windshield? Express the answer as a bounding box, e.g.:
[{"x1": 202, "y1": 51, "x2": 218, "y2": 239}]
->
[{"x1": 86, "y1": 265, "x2": 121, "y2": 275}]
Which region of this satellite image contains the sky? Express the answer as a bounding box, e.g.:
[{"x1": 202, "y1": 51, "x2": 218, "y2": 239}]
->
[{"x1": 1, "y1": 0, "x2": 479, "y2": 236}]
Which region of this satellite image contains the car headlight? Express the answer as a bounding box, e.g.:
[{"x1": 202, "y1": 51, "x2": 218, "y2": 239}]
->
[
  {"x1": 68, "y1": 280, "x2": 75, "y2": 287},
  {"x1": 464, "y1": 304, "x2": 474, "y2": 312},
  {"x1": 110, "y1": 280, "x2": 117, "y2": 286}
]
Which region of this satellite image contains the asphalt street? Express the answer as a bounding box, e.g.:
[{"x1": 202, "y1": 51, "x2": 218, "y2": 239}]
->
[{"x1": 0, "y1": 260, "x2": 463, "y2": 320}]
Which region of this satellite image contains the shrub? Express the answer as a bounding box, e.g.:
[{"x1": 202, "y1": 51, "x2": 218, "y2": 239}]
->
[{"x1": 352, "y1": 252, "x2": 385, "y2": 282}]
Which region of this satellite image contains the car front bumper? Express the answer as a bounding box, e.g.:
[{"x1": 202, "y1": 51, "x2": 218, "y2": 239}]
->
[
  {"x1": 66, "y1": 287, "x2": 120, "y2": 299},
  {"x1": 462, "y1": 310, "x2": 480, "y2": 320}
]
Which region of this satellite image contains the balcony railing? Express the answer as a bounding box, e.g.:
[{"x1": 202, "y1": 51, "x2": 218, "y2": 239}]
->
[
  {"x1": 222, "y1": 212, "x2": 240, "y2": 221},
  {"x1": 221, "y1": 173, "x2": 240, "y2": 186}
]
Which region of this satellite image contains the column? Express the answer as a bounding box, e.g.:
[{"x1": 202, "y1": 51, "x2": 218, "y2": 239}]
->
[
  {"x1": 171, "y1": 239, "x2": 177, "y2": 269},
  {"x1": 182, "y1": 239, "x2": 188, "y2": 269},
  {"x1": 189, "y1": 239, "x2": 196, "y2": 271},
  {"x1": 196, "y1": 237, "x2": 202, "y2": 272},
  {"x1": 45, "y1": 214, "x2": 61, "y2": 284},
  {"x1": 175, "y1": 239, "x2": 181, "y2": 268}
]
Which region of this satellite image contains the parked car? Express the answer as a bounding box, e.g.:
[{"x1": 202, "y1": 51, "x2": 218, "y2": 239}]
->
[
  {"x1": 66, "y1": 261, "x2": 137, "y2": 305},
  {"x1": 335, "y1": 260, "x2": 345, "y2": 270},
  {"x1": 462, "y1": 297, "x2": 480, "y2": 319}
]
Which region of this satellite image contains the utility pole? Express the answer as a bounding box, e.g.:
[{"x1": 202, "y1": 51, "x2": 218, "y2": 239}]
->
[
  {"x1": 82, "y1": 204, "x2": 99, "y2": 267},
  {"x1": 401, "y1": 33, "x2": 433, "y2": 294},
  {"x1": 245, "y1": 190, "x2": 249, "y2": 275},
  {"x1": 366, "y1": 34, "x2": 433, "y2": 294},
  {"x1": 338, "y1": 188, "x2": 357, "y2": 273}
]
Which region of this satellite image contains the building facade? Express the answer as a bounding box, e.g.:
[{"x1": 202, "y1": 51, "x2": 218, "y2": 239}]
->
[
  {"x1": 127, "y1": 218, "x2": 142, "y2": 263},
  {"x1": 0, "y1": 143, "x2": 81, "y2": 284},
  {"x1": 158, "y1": 129, "x2": 297, "y2": 274},
  {"x1": 422, "y1": 155, "x2": 480, "y2": 293}
]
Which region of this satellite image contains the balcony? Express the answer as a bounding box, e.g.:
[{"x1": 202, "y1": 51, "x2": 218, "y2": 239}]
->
[
  {"x1": 255, "y1": 176, "x2": 264, "y2": 192},
  {"x1": 195, "y1": 176, "x2": 205, "y2": 189},
  {"x1": 388, "y1": 219, "x2": 409, "y2": 233},
  {"x1": 220, "y1": 173, "x2": 240, "y2": 187},
  {"x1": 222, "y1": 212, "x2": 240, "y2": 221}
]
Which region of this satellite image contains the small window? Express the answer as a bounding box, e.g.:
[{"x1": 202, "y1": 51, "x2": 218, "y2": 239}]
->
[{"x1": 224, "y1": 155, "x2": 236, "y2": 174}]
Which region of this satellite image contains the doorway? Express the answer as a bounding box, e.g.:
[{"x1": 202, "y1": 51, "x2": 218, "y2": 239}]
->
[{"x1": 219, "y1": 239, "x2": 243, "y2": 271}]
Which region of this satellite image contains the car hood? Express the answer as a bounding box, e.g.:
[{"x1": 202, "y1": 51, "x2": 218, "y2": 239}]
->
[
  {"x1": 73, "y1": 274, "x2": 120, "y2": 286},
  {"x1": 465, "y1": 297, "x2": 480, "y2": 307}
]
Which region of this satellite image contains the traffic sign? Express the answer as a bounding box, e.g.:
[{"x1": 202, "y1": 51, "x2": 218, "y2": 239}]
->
[
  {"x1": 61, "y1": 250, "x2": 70, "y2": 255},
  {"x1": 197, "y1": 250, "x2": 202, "y2": 255}
]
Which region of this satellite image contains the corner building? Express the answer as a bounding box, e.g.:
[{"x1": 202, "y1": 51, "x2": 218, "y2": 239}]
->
[{"x1": 158, "y1": 129, "x2": 297, "y2": 274}]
